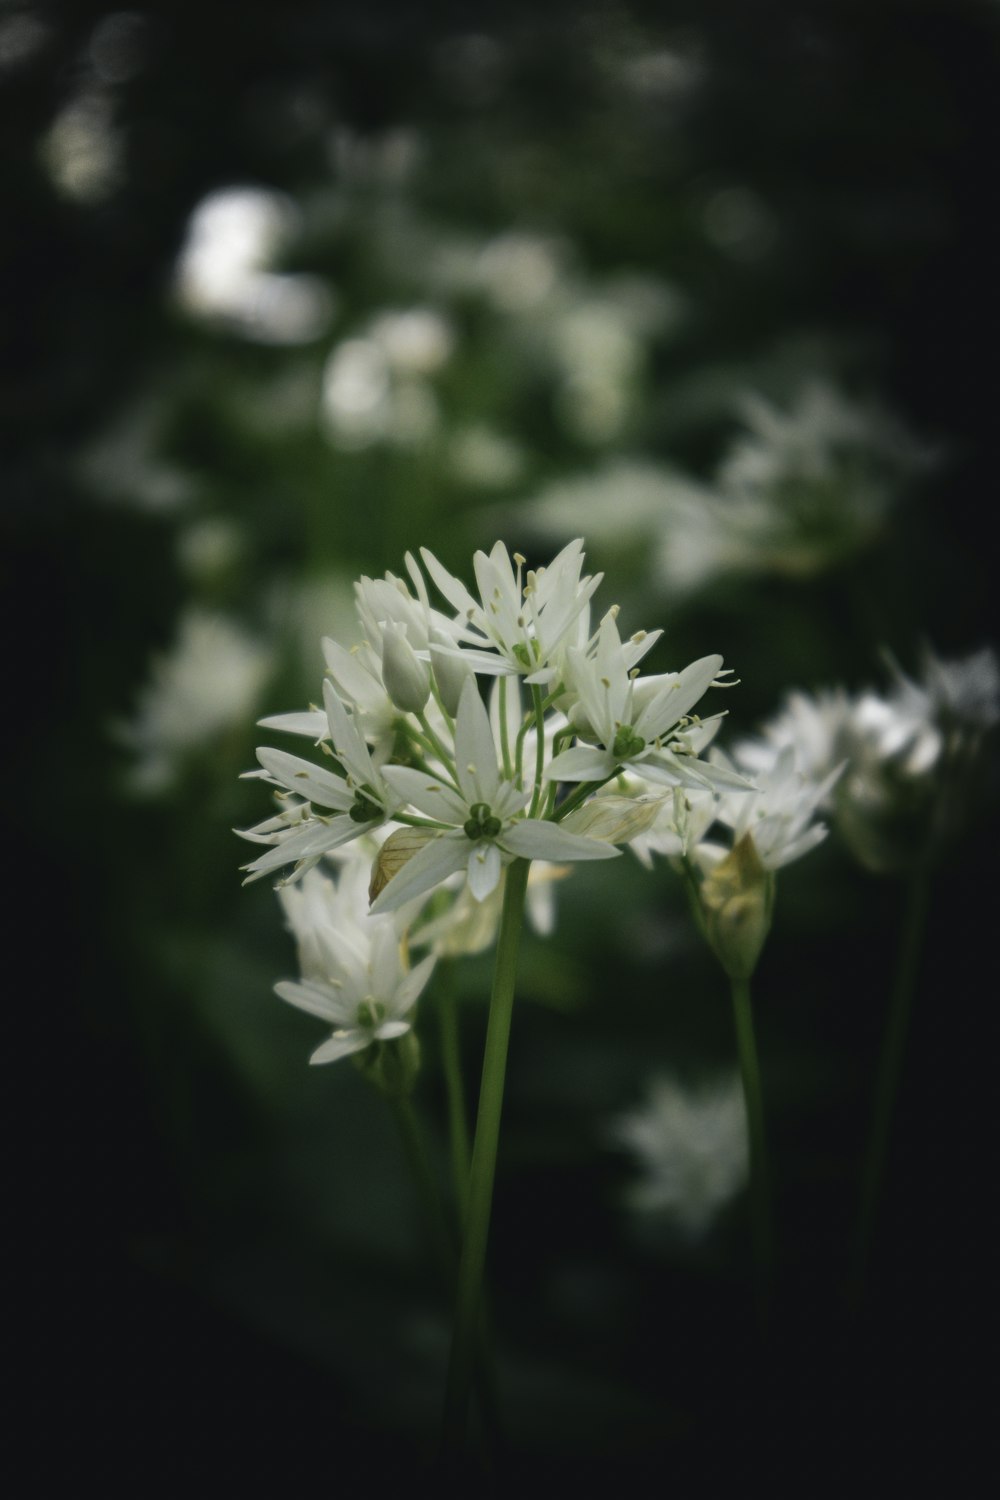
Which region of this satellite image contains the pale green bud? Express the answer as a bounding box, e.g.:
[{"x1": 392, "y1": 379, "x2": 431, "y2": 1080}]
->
[
  {"x1": 700, "y1": 833, "x2": 775, "y2": 980},
  {"x1": 562, "y1": 793, "x2": 664, "y2": 845},
  {"x1": 429, "y1": 629, "x2": 474, "y2": 717},
  {"x1": 381, "y1": 623, "x2": 431, "y2": 714}
]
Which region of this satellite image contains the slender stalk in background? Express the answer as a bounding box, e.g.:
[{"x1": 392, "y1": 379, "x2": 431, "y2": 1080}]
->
[
  {"x1": 437, "y1": 969, "x2": 471, "y2": 1222},
  {"x1": 852, "y1": 867, "x2": 930, "y2": 1302},
  {"x1": 730, "y1": 975, "x2": 772, "y2": 1320}
]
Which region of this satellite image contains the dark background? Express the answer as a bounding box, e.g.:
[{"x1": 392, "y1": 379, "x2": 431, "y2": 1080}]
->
[{"x1": 6, "y1": 0, "x2": 997, "y2": 1485}]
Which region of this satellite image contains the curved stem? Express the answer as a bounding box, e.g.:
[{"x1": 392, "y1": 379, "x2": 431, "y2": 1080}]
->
[
  {"x1": 731, "y1": 976, "x2": 772, "y2": 1322},
  {"x1": 441, "y1": 857, "x2": 530, "y2": 1456},
  {"x1": 852, "y1": 868, "x2": 930, "y2": 1302}
]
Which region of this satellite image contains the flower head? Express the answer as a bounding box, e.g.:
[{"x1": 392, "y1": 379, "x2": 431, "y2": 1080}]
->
[{"x1": 275, "y1": 863, "x2": 434, "y2": 1066}]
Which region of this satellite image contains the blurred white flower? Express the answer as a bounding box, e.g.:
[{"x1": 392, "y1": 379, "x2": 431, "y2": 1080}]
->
[
  {"x1": 705, "y1": 744, "x2": 842, "y2": 872},
  {"x1": 611, "y1": 1073, "x2": 748, "y2": 1240},
  {"x1": 175, "y1": 187, "x2": 333, "y2": 344},
  {"x1": 276, "y1": 863, "x2": 434, "y2": 1066},
  {"x1": 121, "y1": 608, "x2": 273, "y2": 794},
  {"x1": 733, "y1": 687, "x2": 852, "y2": 796},
  {"x1": 836, "y1": 644, "x2": 1000, "y2": 871}
]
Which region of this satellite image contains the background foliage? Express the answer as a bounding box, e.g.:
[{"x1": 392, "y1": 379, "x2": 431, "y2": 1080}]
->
[{"x1": 8, "y1": 0, "x2": 996, "y2": 1483}]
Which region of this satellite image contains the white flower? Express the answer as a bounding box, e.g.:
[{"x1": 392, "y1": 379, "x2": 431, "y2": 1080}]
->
[
  {"x1": 610, "y1": 1073, "x2": 748, "y2": 1240},
  {"x1": 237, "y1": 679, "x2": 399, "y2": 883},
  {"x1": 733, "y1": 687, "x2": 852, "y2": 796},
  {"x1": 705, "y1": 744, "x2": 842, "y2": 871},
  {"x1": 419, "y1": 537, "x2": 604, "y2": 685},
  {"x1": 548, "y1": 611, "x2": 741, "y2": 792},
  {"x1": 121, "y1": 608, "x2": 273, "y2": 793},
  {"x1": 275, "y1": 863, "x2": 434, "y2": 1065},
  {"x1": 371, "y1": 679, "x2": 620, "y2": 913}
]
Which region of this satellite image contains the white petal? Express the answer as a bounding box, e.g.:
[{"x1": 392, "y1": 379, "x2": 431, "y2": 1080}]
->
[
  {"x1": 275, "y1": 979, "x2": 352, "y2": 1024},
  {"x1": 380, "y1": 765, "x2": 468, "y2": 823},
  {"x1": 322, "y1": 679, "x2": 376, "y2": 787},
  {"x1": 634, "y1": 655, "x2": 723, "y2": 740},
  {"x1": 257, "y1": 710, "x2": 329, "y2": 739},
  {"x1": 420, "y1": 546, "x2": 480, "y2": 617},
  {"x1": 500, "y1": 819, "x2": 622, "y2": 862},
  {"x1": 454, "y1": 678, "x2": 501, "y2": 804},
  {"x1": 396, "y1": 952, "x2": 436, "y2": 1011},
  {"x1": 547, "y1": 745, "x2": 616, "y2": 783},
  {"x1": 374, "y1": 1020, "x2": 412, "y2": 1041},
  {"x1": 255, "y1": 748, "x2": 353, "y2": 810},
  {"x1": 309, "y1": 1032, "x2": 370, "y2": 1065},
  {"x1": 240, "y1": 815, "x2": 366, "y2": 880},
  {"x1": 369, "y1": 833, "x2": 470, "y2": 914},
  {"x1": 467, "y1": 841, "x2": 502, "y2": 901}
]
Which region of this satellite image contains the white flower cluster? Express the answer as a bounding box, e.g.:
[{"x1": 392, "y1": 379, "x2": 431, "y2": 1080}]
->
[
  {"x1": 731, "y1": 644, "x2": 999, "y2": 875},
  {"x1": 238, "y1": 539, "x2": 739, "y2": 1062}
]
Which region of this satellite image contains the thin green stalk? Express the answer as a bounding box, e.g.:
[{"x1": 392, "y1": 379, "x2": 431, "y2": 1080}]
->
[
  {"x1": 441, "y1": 857, "x2": 530, "y2": 1456},
  {"x1": 528, "y1": 686, "x2": 546, "y2": 816},
  {"x1": 852, "y1": 867, "x2": 930, "y2": 1302},
  {"x1": 498, "y1": 677, "x2": 514, "y2": 781},
  {"x1": 679, "y1": 855, "x2": 708, "y2": 941},
  {"x1": 731, "y1": 976, "x2": 772, "y2": 1315},
  {"x1": 552, "y1": 773, "x2": 615, "y2": 823},
  {"x1": 389, "y1": 1086, "x2": 501, "y2": 1459},
  {"x1": 437, "y1": 972, "x2": 472, "y2": 1221},
  {"x1": 388, "y1": 1090, "x2": 458, "y2": 1275}
]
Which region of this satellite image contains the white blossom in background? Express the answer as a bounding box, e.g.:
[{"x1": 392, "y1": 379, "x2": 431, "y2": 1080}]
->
[
  {"x1": 836, "y1": 644, "x2": 1000, "y2": 871},
  {"x1": 122, "y1": 608, "x2": 273, "y2": 794},
  {"x1": 238, "y1": 538, "x2": 739, "y2": 919},
  {"x1": 701, "y1": 746, "x2": 843, "y2": 874},
  {"x1": 175, "y1": 187, "x2": 333, "y2": 344},
  {"x1": 733, "y1": 687, "x2": 852, "y2": 796},
  {"x1": 610, "y1": 1073, "x2": 748, "y2": 1240},
  {"x1": 276, "y1": 862, "x2": 435, "y2": 1065}
]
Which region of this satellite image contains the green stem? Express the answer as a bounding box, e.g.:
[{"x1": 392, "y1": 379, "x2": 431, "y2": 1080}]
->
[
  {"x1": 528, "y1": 686, "x2": 546, "y2": 817},
  {"x1": 389, "y1": 1086, "x2": 501, "y2": 1460},
  {"x1": 551, "y1": 773, "x2": 616, "y2": 823},
  {"x1": 852, "y1": 868, "x2": 930, "y2": 1302},
  {"x1": 388, "y1": 1090, "x2": 457, "y2": 1275},
  {"x1": 441, "y1": 857, "x2": 530, "y2": 1456},
  {"x1": 731, "y1": 976, "x2": 772, "y2": 1315},
  {"x1": 498, "y1": 677, "x2": 514, "y2": 781},
  {"x1": 438, "y1": 971, "x2": 472, "y2": 1221},
  {"x1": 679, "y1": 855, "x2": 708, "y2": 941}
]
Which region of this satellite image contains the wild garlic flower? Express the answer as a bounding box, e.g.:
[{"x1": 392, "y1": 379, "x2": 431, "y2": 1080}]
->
[
  {"x1": 239, "y1": 540, "x2": 740, "y2": 913},
  {"x1": 703, "y1": 745, "x2": 843, "y2": 873},
  {"x1": 836, "y1": 644, "x2": 999, "y2": 871},
  {"x1": 276, "y1": 862, "x2": 434, "y2": 1065},
  {"x1": 419, "y1": 537, "x2": 603, "y2": 685},
  {"x1": 733, "y1": 687, "x2": 852, "y2": 797},
  {"x1": 610, "y1": 1072, "x2": 748, "y2": 1240},
  {"x1": 372, "y1": 678, "x2": 620, "y2": 912},
  {"x1": 548, "y1": 611, "x2": 742, "y2": 793}
]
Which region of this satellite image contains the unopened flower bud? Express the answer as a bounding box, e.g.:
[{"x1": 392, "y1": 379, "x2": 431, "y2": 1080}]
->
[
  {"x1": 562, "y1": 794, "x2": 664, "y2": 845},
  {"x1": 381, "y1": 623, "x2": 431, "y2": 714},
  {"x1": 700, "y1": 833, "x2": 775, "y2": 980},
  {"x1": 429, "y1": 629, "x2": 474, "y2": 716}
]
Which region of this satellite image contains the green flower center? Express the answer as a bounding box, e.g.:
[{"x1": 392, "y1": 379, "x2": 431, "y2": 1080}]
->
[
  {"x1": 611, "y1": 725, "x2": 646, "y2": 760},
  {"x1": 349, "y1": 787, "x2": 382, "y2": 823},
  {"x1": 356, "y1": 997, "x2": 386, "y2": 1030},
  {"x1": 463, "y1": 801, "x2": 503, "y2": 841}
]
